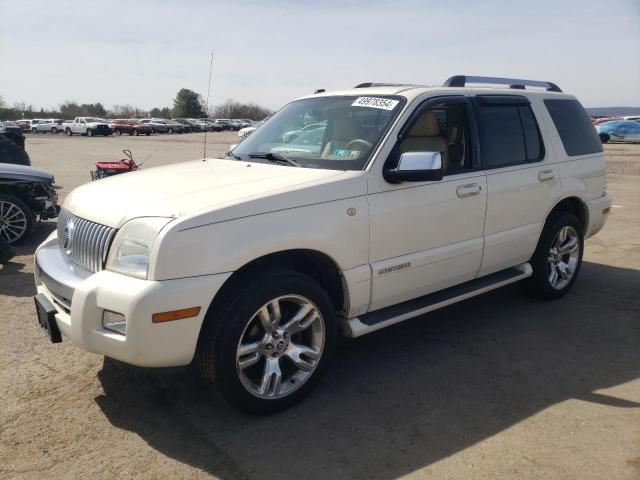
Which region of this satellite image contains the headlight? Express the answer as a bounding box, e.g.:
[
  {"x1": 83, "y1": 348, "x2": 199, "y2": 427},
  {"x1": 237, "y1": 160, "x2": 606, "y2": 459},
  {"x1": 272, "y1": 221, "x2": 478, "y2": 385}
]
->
[{"x1": 105, "y1": 217, "x2": 172, "y2": 279}]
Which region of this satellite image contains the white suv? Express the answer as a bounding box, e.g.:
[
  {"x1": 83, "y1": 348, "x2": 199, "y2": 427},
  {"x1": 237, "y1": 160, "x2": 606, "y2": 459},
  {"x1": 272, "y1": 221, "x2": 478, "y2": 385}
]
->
[
  {"x1": 34, "y1": 75, "x2": 611, "y2": 414},
  {"x1": 31, "y1": 118, "x2": 64, "y2": 134}
]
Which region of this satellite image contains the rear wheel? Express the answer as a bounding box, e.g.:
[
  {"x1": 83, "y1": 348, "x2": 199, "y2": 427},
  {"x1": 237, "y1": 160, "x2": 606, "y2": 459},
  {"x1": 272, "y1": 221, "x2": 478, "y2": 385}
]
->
[
  {"x1": 65, "y1": 128, "x2": 72, "y2": 136},
  {"x1": 31, "y1": 128, "x2": 37, "y2": 134},
  {"x1": 87, "y1": 129, "x2": 94, "y2": 137},
  {"x1": 133, "y1": 129, "x2": 139, "y2": 136},
  {"x1": 0, "y1": 195, "x2": 33, "y2": 245},
  {"x1": 51, "y1": 127, "x2": 57, "y2": 134},
  {"x1": 114, "y1": 129, "x2": 122, "y2": 136},
  {"x1": 168, "y1": 128, "x2": 174, "y2": 134},
  {"x1": 599, "y1": 133, "x2": 610, "y2": 144},
  {"x1": 198, "y1": 270, "x2": 336, "y2": 415},
  {"x1": 524, "y1": 212, "x2": 583, "y2": 299}
]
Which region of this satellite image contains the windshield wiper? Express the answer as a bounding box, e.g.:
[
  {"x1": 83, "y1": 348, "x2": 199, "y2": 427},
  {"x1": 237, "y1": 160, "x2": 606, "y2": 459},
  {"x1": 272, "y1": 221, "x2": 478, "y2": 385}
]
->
[
  {"x1": 226, "y1": 150, "x2": 241, "y2": 160},
  {"x1": 248, "y1": 152, "x2": 301, "y2": 168}
]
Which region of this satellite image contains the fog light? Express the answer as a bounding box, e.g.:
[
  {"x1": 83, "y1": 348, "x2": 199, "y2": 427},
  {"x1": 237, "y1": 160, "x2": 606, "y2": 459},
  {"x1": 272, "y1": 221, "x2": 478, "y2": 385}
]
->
[{"x1": 102, "y1": 310, "x2": 126, "y2": 335}]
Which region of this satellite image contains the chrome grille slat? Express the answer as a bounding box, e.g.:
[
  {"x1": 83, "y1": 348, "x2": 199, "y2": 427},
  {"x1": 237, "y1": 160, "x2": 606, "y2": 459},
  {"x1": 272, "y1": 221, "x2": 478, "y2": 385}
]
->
[{"x1": 56, "y1": 208, "x2": 116, "y2": 273}]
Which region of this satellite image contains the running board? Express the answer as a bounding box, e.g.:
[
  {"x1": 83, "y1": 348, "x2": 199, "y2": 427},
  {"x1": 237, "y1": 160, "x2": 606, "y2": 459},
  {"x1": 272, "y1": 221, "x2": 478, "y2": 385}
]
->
[{"x1": 343, "y1": 263, "x2": 532, "y2": 338}]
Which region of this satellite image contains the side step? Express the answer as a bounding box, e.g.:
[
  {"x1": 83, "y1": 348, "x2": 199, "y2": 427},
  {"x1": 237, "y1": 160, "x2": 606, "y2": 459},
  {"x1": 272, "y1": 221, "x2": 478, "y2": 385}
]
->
[{"x1": 343, "y1": 263, "x2": 532, "y2": 338}]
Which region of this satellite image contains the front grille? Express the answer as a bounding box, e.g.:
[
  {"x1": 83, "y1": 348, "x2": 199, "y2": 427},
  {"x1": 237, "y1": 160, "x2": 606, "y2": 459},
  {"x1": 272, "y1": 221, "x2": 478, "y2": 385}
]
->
[{"x1": 57, "y1": 208, "x2": 116, "y2": 273}]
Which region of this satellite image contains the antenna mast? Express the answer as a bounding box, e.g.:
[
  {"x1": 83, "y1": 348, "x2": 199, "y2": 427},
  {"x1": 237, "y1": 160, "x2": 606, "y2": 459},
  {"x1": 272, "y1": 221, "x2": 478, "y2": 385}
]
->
[{"x1": 203, "y1": 52, "x2": 214, "y2": 159}]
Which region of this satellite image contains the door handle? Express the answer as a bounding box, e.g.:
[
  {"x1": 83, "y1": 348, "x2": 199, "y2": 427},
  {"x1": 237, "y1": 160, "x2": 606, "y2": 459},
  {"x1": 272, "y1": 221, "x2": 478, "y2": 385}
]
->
[
  {"x1": 538, "y1": 169, "x2": 554, "y2": 182},
  {"x1": 456, "y1": 183, "x2": 481, "y2": 198}
]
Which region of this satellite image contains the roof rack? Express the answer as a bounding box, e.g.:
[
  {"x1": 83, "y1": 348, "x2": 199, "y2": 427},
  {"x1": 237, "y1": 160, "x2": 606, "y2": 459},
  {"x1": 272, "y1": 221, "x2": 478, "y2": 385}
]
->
[
  {"x1": 443, "y1": 75, "x2": 562, "y2": 93},
  {"x1": 354, "y1": 82, "x2": 415, "y2": 88}
]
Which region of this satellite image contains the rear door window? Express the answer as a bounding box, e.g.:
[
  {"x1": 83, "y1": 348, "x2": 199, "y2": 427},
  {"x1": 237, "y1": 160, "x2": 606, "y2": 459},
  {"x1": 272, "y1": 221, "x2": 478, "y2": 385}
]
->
[
  {"x1": 474, "y1": 97, "x2": 544, "y2": 169},
  {"x1": 544, "y1": 99, "x2": 603, "y2": 156}
]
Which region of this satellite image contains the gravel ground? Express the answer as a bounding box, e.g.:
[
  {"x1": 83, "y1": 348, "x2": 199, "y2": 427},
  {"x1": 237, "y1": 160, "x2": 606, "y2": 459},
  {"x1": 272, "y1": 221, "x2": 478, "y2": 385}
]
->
[{"x1": 1, "y1": 134, "x2": 638, "y2": 480}]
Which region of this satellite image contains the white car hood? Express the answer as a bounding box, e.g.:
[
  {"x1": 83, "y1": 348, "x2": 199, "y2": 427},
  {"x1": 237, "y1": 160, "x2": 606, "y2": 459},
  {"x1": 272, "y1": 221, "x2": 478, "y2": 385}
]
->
[{"x1": 63, "y1": 158, "x2": 350, "y2": 228}]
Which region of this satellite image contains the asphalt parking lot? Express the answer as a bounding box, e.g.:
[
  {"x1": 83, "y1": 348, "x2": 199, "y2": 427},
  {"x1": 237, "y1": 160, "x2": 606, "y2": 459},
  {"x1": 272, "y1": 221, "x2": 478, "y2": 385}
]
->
[{"x1": 1, "y1": 134, "x2": 638, "y2": 480}]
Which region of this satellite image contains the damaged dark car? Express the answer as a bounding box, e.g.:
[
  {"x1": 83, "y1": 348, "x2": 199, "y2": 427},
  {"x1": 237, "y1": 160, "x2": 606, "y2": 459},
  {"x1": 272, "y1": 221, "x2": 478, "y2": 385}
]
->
[{"x1": 0, "y1": 163, "x2": 59, "y2": 244}]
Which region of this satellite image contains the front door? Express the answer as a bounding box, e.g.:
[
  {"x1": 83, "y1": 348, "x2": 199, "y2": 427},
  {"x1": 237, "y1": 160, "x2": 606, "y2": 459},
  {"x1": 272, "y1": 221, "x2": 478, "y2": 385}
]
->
[{"x1": 367, "y1": 96, "x2": 487, "y2": 312}]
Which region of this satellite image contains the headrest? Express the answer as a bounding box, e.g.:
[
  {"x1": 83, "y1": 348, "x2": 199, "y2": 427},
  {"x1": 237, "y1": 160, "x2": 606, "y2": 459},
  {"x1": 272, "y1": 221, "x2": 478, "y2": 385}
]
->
[
  {"x1": 332, "y1": 116, "x2": 361, "y2": 140},
  {"x1": 409, "y1": 111, "x2": 440, "y2": 137}
]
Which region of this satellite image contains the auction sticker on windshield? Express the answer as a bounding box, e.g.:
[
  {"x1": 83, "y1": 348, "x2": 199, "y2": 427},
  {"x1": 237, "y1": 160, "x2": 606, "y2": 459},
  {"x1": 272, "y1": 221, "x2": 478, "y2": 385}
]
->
[{"x1": 352, "y1": 97, "x2": 399, "y2": 110}]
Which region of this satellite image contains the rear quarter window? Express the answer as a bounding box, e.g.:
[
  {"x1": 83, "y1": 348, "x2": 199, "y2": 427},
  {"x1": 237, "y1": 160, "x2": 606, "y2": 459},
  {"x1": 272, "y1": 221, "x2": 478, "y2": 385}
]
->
[{"x1": 544, "y1": 99, "x2": 603, "y2": 156}]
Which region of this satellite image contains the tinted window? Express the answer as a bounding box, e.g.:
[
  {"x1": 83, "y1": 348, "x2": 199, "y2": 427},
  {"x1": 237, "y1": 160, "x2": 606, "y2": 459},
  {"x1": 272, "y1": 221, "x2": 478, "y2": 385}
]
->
[
  {"x1": 519, "y1": 106, "x2": 541, "y2": 159},
  {"x1": 544, "y1": 99, "x2": 603, "y2": 156},
  {"x1": 476, "y1": 103, "x2": 543, "y2": 168}
]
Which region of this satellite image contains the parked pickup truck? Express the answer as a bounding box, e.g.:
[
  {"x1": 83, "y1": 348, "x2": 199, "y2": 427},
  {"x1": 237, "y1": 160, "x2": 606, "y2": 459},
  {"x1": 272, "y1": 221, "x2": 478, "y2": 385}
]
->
[
  {"x1": 63, "y1": 117, "x2": 111, "y2": 137},
  {"x1": 34, "y1": 75, "x2": 610, "y2": 415}
]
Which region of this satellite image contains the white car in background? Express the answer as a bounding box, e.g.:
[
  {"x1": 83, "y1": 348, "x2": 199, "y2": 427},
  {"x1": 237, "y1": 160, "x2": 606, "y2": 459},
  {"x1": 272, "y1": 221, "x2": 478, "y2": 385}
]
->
[
  {"x1": 281, "y1": 122, "x2": 326, "y2": 142},
  {"x1": 31, "y1": 119, "x2": 64, "y2": 134}
]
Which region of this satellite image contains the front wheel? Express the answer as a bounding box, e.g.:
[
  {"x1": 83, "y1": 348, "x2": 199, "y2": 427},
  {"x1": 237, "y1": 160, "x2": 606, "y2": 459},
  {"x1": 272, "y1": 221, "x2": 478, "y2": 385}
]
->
[
  {"x1": 65, "y1": 128, "x2": 72, "y2": 136},
  {"x1": 198, "y1": 270, "x2": 336, "y2": 415},
  {"x1": 0, "y1": 194, "x2": 33, "y2": 244},
  {"x1": 51, "y1": 127, "x2": 57, "y2": 134},
  {"x1": 599, "y1": 133, "x2": 610, "y2": 144},
  {"x1": 524, "y1": 213, "x2": 584, "y2": 300}
]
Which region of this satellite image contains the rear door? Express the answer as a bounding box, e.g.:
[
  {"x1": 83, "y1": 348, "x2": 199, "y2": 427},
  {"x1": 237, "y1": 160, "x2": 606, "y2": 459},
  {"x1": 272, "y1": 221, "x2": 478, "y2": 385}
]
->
[{"x1": 472, "y1": 95, "x2": 561, "y2": 276}]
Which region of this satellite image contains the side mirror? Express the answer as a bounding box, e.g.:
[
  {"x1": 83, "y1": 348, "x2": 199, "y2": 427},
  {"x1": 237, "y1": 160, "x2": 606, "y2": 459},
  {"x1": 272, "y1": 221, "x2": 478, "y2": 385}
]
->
[{"x1": 384, "y1": 151, "x2": 443, "y2": 183}]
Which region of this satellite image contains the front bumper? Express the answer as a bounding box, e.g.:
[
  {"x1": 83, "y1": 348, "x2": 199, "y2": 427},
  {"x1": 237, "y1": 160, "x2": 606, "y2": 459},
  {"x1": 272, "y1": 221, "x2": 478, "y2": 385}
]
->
[{"x1": 34, "y1": 232, "x2": 231, "y2": 367}]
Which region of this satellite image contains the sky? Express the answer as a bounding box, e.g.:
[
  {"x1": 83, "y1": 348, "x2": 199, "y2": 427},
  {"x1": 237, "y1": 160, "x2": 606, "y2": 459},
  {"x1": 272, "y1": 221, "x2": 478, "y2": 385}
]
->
[{"x1": 1, "y1": 0, "x2": 639, "y2": 112}]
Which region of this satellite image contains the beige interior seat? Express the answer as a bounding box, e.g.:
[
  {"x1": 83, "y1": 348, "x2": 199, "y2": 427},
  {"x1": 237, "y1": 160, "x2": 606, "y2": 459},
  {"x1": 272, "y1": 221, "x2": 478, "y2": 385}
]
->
[
  {"x1": 400, "y1": 111, "x2": 449, "y2": 170},
  {"x1": 321, "y1": 116, "x2": 363, "y2": 158}
]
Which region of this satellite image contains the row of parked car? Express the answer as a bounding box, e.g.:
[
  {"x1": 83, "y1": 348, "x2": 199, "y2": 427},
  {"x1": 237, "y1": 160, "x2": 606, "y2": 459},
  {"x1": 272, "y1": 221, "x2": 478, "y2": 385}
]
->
[
  {"x1": 10, "y1": 117, "x2": 261, "y2": 136},
  {"x1": 591, "y1": 115, "x2": 640, "y2": 144}
]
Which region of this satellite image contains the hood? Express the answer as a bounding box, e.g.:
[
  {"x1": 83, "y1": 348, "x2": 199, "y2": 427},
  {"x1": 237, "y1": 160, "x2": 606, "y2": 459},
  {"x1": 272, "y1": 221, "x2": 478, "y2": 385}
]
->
[
  {"x1": 0, "y1": 162, "x2": 54, "y2": 183},
  {"x1": 64, "y1": 158, "x2": 352, "y2": 228}
]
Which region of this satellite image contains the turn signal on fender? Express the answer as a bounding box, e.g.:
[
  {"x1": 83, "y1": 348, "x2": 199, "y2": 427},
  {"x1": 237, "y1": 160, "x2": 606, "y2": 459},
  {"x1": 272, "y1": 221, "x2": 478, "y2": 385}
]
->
[{"x1": 152, "y1": 307, "x2": 201, "y2": 323}]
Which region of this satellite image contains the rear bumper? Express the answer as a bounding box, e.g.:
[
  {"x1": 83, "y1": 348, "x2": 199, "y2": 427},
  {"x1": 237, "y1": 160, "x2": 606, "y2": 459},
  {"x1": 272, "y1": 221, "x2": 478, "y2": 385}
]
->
[
  {"x1": 585, "y1": 193, "x2": 611, "y2": 238},
  {"x1": 34, "y1": 232, "x2": 231, "y2": 367}
]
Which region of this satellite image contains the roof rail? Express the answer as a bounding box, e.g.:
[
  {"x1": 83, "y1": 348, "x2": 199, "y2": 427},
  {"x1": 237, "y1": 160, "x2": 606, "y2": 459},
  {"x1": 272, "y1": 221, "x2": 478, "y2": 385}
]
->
[
  {"x1": 443, "y1": 75, "x2": 562, "y2": 93},
  {"x1": 354, "y1": 82, "x2": 414, "y2": 88}
]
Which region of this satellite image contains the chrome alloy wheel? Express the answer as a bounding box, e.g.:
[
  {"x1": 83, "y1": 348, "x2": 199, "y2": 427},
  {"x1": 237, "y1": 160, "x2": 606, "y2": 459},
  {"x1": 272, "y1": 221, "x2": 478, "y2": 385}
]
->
[
  {"x1": 236, "y1": 295, "x2": 325, "y2": 399},
  {"x1": 0, "y1": 200, "x2": 28, "y2": 243},
  {"x1": 547, "y1": 225, "x2": 580, "y2": 290}
]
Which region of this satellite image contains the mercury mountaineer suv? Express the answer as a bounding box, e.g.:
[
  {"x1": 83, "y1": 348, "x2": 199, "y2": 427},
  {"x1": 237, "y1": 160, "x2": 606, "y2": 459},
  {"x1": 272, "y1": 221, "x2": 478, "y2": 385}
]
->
[{"x1": 34, "y1": 75, "x2": 611, "y2": 414}]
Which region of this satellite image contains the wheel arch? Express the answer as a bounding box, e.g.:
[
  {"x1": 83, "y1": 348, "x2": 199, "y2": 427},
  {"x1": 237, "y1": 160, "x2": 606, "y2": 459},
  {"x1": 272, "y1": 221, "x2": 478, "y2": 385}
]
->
[
  {"x1": 195, "y1": 248, "x2": 348, "y2": 359},
  {"x1": 545, "y1": 196, "x2": 589, "y2": 233},
  {"x1": 210, "y1": 249, "x2": 346, "y2": 315}
]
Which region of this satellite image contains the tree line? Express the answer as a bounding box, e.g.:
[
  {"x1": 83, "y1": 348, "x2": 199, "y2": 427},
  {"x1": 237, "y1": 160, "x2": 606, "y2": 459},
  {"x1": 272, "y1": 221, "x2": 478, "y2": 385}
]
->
[{"x1": 0, "y1": 89, "x2": 273, "y2": 121}]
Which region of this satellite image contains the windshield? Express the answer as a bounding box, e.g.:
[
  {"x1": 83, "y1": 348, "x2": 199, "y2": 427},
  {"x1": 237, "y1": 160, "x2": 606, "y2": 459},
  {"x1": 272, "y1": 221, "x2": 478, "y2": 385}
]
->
[{"x1": 232, "y1": 95, "x2": 404, "y2": 170}]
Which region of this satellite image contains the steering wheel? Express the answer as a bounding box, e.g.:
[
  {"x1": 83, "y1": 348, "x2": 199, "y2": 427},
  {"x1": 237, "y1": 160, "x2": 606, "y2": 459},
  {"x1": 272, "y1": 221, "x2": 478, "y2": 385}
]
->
[{"x1": 346, "y1": 139, "x2": 373, "y2": 150}]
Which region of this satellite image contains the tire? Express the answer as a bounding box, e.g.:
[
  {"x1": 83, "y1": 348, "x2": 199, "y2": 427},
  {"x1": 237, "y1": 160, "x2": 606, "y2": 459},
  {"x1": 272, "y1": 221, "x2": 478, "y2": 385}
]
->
[
  {"x1": 133, "y1": 129, "x2": 139, "y2": 136},
  {"x1": 87, "y1": 129, "x2": 93, "y2": 137},
  {"x1": 65, "y1": 128, "x2": 72, "y2": 136},
  {"x1": 198, "y1": 270, "x2": 337, "y2": 415},
  {"x1": 51, "y1": 127, "x2": 57, "y2": 134},
  {"x1": 599, "y1": 133, "x2": 610, "y2": 144},
  {"x1": 168, "y1": 128, "x2": 173, "y2": 134},
  {"x1": 115, "y1": 129, "x2": 122, "y2": 136},
  {"x1": 31, "y1": 128, "x2": 37, "y2": 134},
  {"x1": 0, "y1": 194, "x2": 34, "y2": 245},
  {"x1": 523, "y1": 212, "x2": 584, "y2": 300}
]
